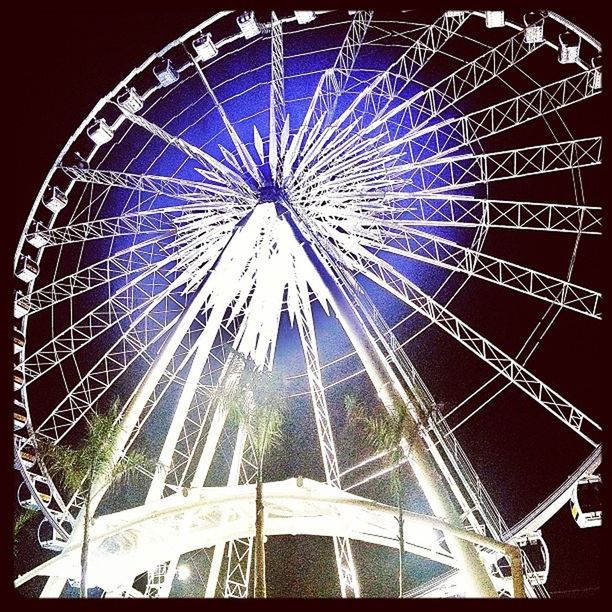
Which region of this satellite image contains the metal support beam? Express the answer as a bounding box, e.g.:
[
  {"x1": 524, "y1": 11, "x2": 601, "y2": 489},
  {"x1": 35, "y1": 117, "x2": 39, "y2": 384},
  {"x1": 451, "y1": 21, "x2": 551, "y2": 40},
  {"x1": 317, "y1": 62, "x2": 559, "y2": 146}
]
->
[
  {"x1": 407, "y1": 137, "x2": 602, "y2": 194},
  {"x1": 334, "y1": 12, "x2": 469, "y2": 129},
  {"x1": 117, "y1": 106, "x2": 249, "y2": 193},
  {"x1": 320, "y1": 11, "x2": 373, "y2": 126},
  {"x1": 191, "y1": 59, "x2": 263, "y2": 186},
  {"x1": 279, "y1": 205, "x2": 498, "y2": 597},
  {"x1": 62, "y1": 165, "x2": 245, "y2": 201},
  {"x1": 370, "y1": 224, "x2": 601, "y2": 318},
  {"x1": 355, "y1": 248, "x2": 601, "y2": 446},
  {"x1": 393, "y1": 68, "x2": 601, "y2": 163},
  {"x1": 366, "y1": 26, "x2": 544, "y2": 136},
  {"x1": 269, "y1": 12, "x2": 286, "y2": 182},
  {"x1": 294, "y1": 270, "x2": 360, "y2": 597}
]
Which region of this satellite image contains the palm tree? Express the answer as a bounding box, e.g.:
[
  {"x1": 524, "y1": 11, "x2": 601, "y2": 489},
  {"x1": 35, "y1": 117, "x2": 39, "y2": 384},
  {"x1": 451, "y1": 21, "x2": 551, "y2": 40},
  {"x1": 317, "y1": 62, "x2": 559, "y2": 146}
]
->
[
  {"x1": 14, "y1": 508, "x2": 37, "y2": 558},
  {"x1": 345, "y1": 394, "x2": 416, "y2": 598},
  {"x1": 225, "y1": 357, "x2": 285, "y2": 598},
  {"x1": 39, "y1": 399, "x2": 148, "y2": 598}
]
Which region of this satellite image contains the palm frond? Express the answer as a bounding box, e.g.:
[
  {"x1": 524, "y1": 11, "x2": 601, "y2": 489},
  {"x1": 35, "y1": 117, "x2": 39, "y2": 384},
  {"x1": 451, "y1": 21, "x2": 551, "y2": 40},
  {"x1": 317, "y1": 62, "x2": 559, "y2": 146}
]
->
[
  {"x1": 220, "y1": 355, "x2": 286, "y2": 467},
  {"x1": 14, "y1": 508, "x2": 37, "y2": 537},
  {"x1": 344, "y1": 394, "x2": 368, "y2": 422},
  {"x1": 105, "y1": 450, "x2": 152, "y2": 493},
  {"x1": 37, "y1": 400, "x2": 130, "y2": 497},
  {"x1": 345, "y1": 395, "x2": 417, "y2": 470}
]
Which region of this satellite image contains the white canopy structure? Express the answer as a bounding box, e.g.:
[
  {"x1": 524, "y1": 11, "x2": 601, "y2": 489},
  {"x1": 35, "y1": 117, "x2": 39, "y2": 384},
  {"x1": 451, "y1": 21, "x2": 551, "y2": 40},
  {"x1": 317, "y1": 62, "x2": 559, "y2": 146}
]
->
[{"x1": 17, "y1": 477, "x2": 528, "y2": 596}]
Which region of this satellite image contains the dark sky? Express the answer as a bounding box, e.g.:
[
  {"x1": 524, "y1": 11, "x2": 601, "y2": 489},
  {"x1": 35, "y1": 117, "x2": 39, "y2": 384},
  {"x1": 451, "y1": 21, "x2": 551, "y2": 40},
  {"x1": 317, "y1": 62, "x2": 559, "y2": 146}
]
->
[{"x1": 12, "y1": 7, "x2": 605, "y2": 599}]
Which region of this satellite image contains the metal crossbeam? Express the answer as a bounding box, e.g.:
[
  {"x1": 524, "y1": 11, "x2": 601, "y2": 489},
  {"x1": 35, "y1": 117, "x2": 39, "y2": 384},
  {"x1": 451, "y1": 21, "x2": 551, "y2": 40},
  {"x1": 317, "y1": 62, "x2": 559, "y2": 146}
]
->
[
  {"x1": 223, "y1": 427, "x2": 258, "y2": 598},
  {"x1": 371, "y1": 225, "x2": 601, "y2": 318},
  {"x1": 294, "y1": 271, "x2": 360, "y2": 597},
  {"x1": 162, "y1": 385, "x2": 215, "y2": 492},
  {"x1": 291, "y1": 12, "x2": 467, "y2": 178},
  {"x1": 29, "y1": 210, "x2": 178, "y2": 247},
  {"x1": 117, "y1": 106, "x2": 250, "y2": 193},
  {"x1": 269, "y1": 12, "x2": 286, "y2": 181},
  {"x1": 318, "y1": 11, "x2": 373, "y2": 126},
  {"x1": 191, "y1": 59, "x2": 263, "y2": 186},
  {"x1": 383, "y1": 195, "x2": 602, "y2": 234},
  {"x1": 367, "y1": 26, "x2": 544, "y2": 136},
  {"x1": 406, "y1": 137, "x2": 602, "y2": 193},
  {"x1": 145, "y1": 298, "x2": 232, "y2": 501},
  {"x1": 354, "y1": 248, "x2": 601, "y2": 446},
  {"x1": 394, "y1": 68, "x2": 601, "y2": 163},
  {"x1": 295, "y1": 285, "x2": 342, "y2": 484},
  {"x1": 18, "y1": 237, "x2": 164, "y2": 315},
  {"x1": 62, "y1": 166, "x2": 241, "y2": 201},
  {"x1": 22, "y1": 260, "x2": 184, "y2": 383},
  {"x1": 30, "y1": 204, "x2": 249, "y2": 248},
  {"x1": 335, "y1": 12, "x2": 469, "y2": 128},
  {"x1": 35, "y1": 313, "x2": 174, "y2": 443},
  {"x1": 195, "y1": 361, "x2": 249, "y2": 598},
  {"x1": 280, "y1": 10, "x2": 373, "y2": 177},
  {"x1": 122, "y1": 335, "x2": 207, "y2": 462}
]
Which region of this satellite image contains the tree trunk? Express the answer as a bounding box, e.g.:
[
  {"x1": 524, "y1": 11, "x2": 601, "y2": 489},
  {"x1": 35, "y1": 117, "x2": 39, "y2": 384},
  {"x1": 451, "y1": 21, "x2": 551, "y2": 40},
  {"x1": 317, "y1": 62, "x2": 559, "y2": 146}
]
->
[
  {"x1": 254, "y1": 474, "x2": 266, "y2": 598},
  {"x1": 80, "y1": 485, "x2": 92, "y2": 598},
  {"x1": 397, "y1": 473, "x2": 404, "y2": 599}
]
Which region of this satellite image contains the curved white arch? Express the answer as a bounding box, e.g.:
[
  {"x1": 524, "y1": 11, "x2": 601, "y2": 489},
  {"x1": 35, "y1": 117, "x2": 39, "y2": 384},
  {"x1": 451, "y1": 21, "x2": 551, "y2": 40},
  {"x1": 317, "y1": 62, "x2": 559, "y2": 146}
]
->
[{"x1": 16, "y1": 478, "x2": 518, "y2": 594}]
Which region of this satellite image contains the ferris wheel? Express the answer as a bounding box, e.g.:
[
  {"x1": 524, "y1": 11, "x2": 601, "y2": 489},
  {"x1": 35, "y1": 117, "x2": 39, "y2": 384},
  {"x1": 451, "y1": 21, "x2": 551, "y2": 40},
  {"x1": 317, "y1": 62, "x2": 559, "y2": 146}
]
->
[{"x1": 14, "y1": 10, "x2": 602, "y2": 598}]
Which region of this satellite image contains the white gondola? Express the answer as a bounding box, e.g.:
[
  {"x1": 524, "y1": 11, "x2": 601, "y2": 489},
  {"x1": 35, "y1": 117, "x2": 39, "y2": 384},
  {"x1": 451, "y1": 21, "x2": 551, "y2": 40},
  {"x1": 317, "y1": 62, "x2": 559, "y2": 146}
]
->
[
  {"x1": 16, "y1": 255, "x2": 40, "y2": 283},
  {"x1": 14, "y1": 290, "x2": 31, "y2": 318},
  {"x1": 26, "y1": 220, "x2": 50, "y2": 249},
  {"x1": 38, "y1": 513, "x2": 71, "y2": 552},
  {"x1": 570, "y1": 474, "x2": 602, "y2": 528},
  {"x1": 43, "y1": 186, "x2": 68, "y2": 213},
  {"x1": 14, "y1": 400, "x2": 28, "y2": 431},
  {"x1": 154, "y1": 59, "x2": 179, "y2": 87},
  {"x1": 485, "y1": 11, "x2": 505, "y2": 28},
  {"x1": 117, "y1": 87, "x2": 143, "y2": 113},
  {"x1": 591, "y1": 55, "x2": 602, "y2": 90},
  {"x1": 495, "y1": 531, "x2": 550, "y2": 586},
  {"x1": 295, "y1": 11, "x2": 316, "y2": 24},
  {"x1": 18, "y1": 476, "x2": 52, "y2": 510},
  {"x1": 524, "y1": 11, "x2": 546, "y2": 44},
  {"x1": 87, "y1": 118, "x2": 114, "y2": 145},
  {"x1": 14, "y1": 368, "x2": 25, "y2": 391},
  {"x1": 14, "y1": 435, "x2": 36, "y2": 469},
  {"x1": 14, "y1": 326, "x2": 25, "y2": 353},
  {"x1": 193, "y1": 33, "x2": 218, "y2": 61},
  {"x1": 517, "y1": 532, "x2": 550, "y2": 585},
  {"x1": 558, "y1": 31, "x2": 580, "y2": 64},
  {"x1": 237, "y1": 11, "x2": 260, "y2": 39}
]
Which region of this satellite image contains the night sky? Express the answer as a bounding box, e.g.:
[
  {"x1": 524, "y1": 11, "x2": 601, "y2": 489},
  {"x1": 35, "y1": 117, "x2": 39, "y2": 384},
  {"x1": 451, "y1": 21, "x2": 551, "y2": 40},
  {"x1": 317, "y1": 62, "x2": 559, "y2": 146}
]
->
[{"x1": 13, "y1": 7, "x2": 605, "y2": 599}]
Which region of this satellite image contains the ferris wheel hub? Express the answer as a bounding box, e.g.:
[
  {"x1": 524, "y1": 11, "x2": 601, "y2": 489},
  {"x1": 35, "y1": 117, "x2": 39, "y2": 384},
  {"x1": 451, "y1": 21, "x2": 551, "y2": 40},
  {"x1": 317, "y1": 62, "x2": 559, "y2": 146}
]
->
[{"x1": 258, "y1": 183, "x2": 287, "y2": 203}]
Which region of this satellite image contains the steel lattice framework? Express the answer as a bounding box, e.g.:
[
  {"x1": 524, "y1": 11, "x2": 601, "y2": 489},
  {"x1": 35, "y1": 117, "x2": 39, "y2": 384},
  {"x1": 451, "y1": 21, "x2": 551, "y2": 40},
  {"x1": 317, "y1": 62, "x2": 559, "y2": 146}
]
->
[{"x1": 14, "y1": 9, "x2": 602, "y2": 599}]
